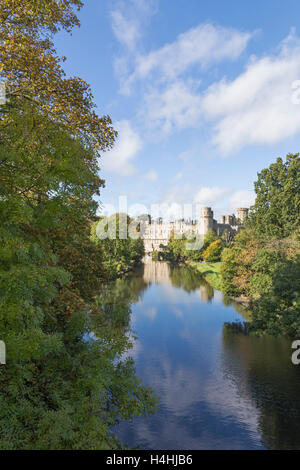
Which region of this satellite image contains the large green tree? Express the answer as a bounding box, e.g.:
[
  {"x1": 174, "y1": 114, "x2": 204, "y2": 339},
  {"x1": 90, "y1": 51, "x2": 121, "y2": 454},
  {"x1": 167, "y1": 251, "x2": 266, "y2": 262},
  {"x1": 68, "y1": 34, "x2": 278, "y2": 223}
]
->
[
  {"x1": 221, "y1": 153, "x2": 300, "y2": 337},
  {"x1": 0, "y1": 0, "x2": 157, "y2": 449},
  {"x1": 249, "y1": 153, "x2": 300, "y2": 238},
  {"x1": 0, "y1": 0, "x2": 116, "y2": 149},
  {"x1": 90, "y1": 214, "x2": 145, "y2": 279}
]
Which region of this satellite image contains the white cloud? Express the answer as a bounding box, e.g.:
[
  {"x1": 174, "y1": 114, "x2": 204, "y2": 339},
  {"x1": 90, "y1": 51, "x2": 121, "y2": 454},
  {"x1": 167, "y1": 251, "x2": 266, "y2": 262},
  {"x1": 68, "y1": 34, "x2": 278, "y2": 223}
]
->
[
  {"x1": 111, "y1": 0, "x2": 158, "y2": 93},
  {"x1": 159, "y1": 203, "x2": 185, "y2": 221},
  {"x1": 144, "y1": 307, "x2": 157, "y2": 320},
  {"x1": 126, "y1": 23, "x2": 252, "y2": 90},
  {"x1": 155, "y1": 185, "x2": 254, "y2": 221},
  {"x1": 117, "y1": 20, "x2": 300, "y2": 154},
  {"x1": 144, "y1": 79, "x2": 203, "y2": 134},
  {"x1": 156, "y1": 184, "x2": 192, "y2": 220},
  {"x1": 194, "y1": 187, "x2": 230, "y2": 206},
  {"x1": 202, "y1": 30, "x2": 300, "y2": 154},
  {"x1": 111, "y1": 10, "x2": 300, "y2": 159},
  {"x1": 131, "y1": 0, "x2": 158, "y2": 15},
  {"x1": 178, "y1": 149, "x2": 195, "y2": 162},
  {"x1": 127, "y1": 23, "x2": 253, "y2": 134},
  {"x1": 111, "y1": 0, "x2": 157, "y2": 53},
  {"x1": 172, "y1": 172, "x2": 183, "y2": 182},
  {"x1": 160, "y1": 185, "x2": 191, "y2": 205},
  {"x1": 144, "y1": 169, "x2": 158, "y2": 182},
  {"x1": 112, "y1": 18, "x2": 255, "y2": 139},
  {"x1": 101, "y1": 120, "x2": 142, "y2": 175},
  {"x1": 111, "y1": 9, "x2": 140, "y2": 51},
  {"x1": 229, "y1": 190, "x2": 256, "y2": 210}
]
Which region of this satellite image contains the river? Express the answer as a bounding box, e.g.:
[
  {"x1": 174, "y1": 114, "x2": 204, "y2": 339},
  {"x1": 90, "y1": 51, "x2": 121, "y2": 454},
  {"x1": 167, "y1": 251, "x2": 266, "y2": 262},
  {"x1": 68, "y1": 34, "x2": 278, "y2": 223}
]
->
[{"x1": 112, "y1": 260, "x2": 300, "y2": 450}]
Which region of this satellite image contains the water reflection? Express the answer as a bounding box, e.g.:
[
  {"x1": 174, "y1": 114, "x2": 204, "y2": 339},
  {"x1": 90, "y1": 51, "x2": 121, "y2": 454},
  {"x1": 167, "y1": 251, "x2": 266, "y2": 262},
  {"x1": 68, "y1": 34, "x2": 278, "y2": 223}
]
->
[
  {"x1": 222, "y1": 330, "x2": 300, "y2": 449},
  {"x1": 143, "y1": 259, "x2": 171, "y2": 285},
  {"x1": 112, "y1": 261, "x2": 300, "y2": 449}
]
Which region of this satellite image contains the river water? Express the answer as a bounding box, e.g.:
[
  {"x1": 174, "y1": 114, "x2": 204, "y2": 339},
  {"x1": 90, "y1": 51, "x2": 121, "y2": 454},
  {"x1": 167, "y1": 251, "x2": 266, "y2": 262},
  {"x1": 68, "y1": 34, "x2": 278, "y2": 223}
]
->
[{"x1": 114, "y1": 260, "x2": 300, "y2": 450}]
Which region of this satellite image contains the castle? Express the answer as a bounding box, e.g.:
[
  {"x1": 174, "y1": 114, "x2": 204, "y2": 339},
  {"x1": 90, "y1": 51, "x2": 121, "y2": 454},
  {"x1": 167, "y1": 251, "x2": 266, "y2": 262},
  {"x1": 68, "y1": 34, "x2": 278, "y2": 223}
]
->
[{"x1": 141, "y1": 207, "x2": 248, "y2": 253}]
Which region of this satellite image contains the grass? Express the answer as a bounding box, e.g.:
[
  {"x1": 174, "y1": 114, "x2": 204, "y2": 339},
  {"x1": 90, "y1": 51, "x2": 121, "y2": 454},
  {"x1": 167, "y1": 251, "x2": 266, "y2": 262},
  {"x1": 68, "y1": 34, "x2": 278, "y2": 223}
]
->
[{"x1": 189, "y1": 261, "x2": 222, "y2": 290}]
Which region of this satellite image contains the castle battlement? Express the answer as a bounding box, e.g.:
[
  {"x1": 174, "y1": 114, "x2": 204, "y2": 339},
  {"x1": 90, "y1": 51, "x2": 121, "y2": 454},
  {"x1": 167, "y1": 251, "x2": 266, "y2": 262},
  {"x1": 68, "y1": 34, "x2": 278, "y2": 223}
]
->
[{"x1": 140, "y1": 207, "x2": 248, "y2": 253}]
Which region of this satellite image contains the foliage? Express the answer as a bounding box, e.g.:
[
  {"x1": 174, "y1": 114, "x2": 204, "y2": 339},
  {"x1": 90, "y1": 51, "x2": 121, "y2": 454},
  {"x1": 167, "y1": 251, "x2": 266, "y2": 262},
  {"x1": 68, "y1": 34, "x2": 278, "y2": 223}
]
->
[
  {"x1": 202, "y1": 229, "x2": 218, "y2": 250},
  {"x1": 166, "y1": 232, "x2": 187, "y2": 262},
  {"x1": 166, "y1": 263, "x2": 214, "y2": 300},
  {"x1": 202, "y1": 239, "x2": 223, "y2": 262},
  {"x1": 0, "y1": 0, "x2": 156, "y2": 449},
  {"x1": 220, "y1": 228, "x2": 261, "y2": 297},
  {"x1": 221, "y1": 153, "x2": 300, "y2": 337},
  {"x1": 248, "y1": 153, "x2": 300, "y2": 238},
  {"x1": 90, "y1": 214, "x2": 144, "y2": 278},
  {"x1": 166, "y1": 228, "x2": 220, "y2": 263},
  {"x1": 0, "y1": 0, "x2": 116, "y2": 150},
  {"x1": 248, "y1": 255, "x2": 300, "y2": 337}
]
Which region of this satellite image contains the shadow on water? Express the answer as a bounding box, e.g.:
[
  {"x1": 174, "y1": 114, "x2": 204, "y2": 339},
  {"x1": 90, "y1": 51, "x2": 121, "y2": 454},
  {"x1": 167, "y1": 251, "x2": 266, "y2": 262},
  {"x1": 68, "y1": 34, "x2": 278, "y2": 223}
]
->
[{"x1": 102, "y1": 260, "x2": 300, "y2": 450}]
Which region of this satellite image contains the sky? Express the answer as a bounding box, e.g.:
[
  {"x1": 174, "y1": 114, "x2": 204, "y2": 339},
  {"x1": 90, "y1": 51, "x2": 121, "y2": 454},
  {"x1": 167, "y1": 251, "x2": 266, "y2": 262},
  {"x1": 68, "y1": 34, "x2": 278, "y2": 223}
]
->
[{"x1": 55, "y1": 0, "x2": 300, "y2": 221}]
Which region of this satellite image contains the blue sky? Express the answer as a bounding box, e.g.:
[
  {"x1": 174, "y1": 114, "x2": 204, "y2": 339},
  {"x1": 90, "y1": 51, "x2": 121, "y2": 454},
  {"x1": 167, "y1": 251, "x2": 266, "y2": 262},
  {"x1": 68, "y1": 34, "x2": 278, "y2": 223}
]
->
[{"x1": 55, "y1": 0, "x2": 300, "y2": 220}]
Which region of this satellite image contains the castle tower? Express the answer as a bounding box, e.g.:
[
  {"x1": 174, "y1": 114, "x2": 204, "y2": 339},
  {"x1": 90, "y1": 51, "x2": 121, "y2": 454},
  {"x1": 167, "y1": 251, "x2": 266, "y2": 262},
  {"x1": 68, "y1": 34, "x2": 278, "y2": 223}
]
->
[
  {"x1": 200, "y1": 207, "x2": 214, "y2": 235},
  {"x1": 237, "y1": 208, "x2": 249, "y2": 224}
]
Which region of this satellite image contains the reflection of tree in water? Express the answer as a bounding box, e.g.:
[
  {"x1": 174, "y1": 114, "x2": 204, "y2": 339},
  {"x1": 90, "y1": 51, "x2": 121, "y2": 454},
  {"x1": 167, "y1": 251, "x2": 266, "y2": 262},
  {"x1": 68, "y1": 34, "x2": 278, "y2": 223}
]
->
[
  {"x1": 94, "y1": 266, "x2": 149, "y2": 334},
  {"x1": 95, "y1": 260, "x2": 218, "y2": 333},
  {"x1": 169, "y1": 264, "x2": 214, "y2": 300},
  {"x1": 141, "y1": 260, "x2": 215, "y2": 300},
  {"x1": 222, "y1": 328, "x2": 300, "y2": 449},
  {"x1": 142, "y1": 260, "x2": 171, "y2": 285},
  {"x1": 222, "y1": 295, "x2": 251, "y2": 320}
]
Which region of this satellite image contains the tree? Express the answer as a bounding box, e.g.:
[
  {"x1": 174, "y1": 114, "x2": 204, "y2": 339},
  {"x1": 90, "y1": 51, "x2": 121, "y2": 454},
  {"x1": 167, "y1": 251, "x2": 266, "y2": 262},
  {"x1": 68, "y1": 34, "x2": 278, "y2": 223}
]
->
[
  {"x1": 221, "y1": 153, "x2": 300, "y2": 337},
  {"x1": 248, "y1": 153, "x2": 300, "y2": 238},
  {"x1": 90, "y1": 214, "x2": 144, "y2": 278},
  {"x1": 0, "y1": 0, "x2": 116, "y2": 150},
  {"x1": 220, "y1": 228, "x2": 261, "y2": 297},
  {"x1": 202, "y1": 239, "x2": 223, "y2": 262},
  {"x1": 249, "y1": 255, "x2": 300, "y2": 337},
  {"x1": 202, "y1": 229, "x2": 218, "y2": 250},
  {"x1": 0, "y1": 1, "x2": 156, "y2": 449},
  {"x1": 167, "y1": 231, "x2": 187, "y2": 262}
]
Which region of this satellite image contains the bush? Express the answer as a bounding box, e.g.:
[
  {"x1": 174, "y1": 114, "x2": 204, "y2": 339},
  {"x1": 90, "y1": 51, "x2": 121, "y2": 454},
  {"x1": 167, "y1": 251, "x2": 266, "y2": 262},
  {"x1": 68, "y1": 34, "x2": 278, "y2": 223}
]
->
[
  {"x1": 202, "y1": 239, "x2": 223, "y2": 262},
  {"x1": 249, "y1": 255, "x2": 300, "y2": 337}
]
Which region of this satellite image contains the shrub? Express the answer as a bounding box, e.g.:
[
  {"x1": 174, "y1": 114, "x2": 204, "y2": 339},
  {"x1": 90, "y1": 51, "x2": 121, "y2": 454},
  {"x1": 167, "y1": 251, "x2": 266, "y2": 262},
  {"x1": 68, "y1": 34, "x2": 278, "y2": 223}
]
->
[{"x1": 202, "y1": 239, "x2": 223, "y2": 262}]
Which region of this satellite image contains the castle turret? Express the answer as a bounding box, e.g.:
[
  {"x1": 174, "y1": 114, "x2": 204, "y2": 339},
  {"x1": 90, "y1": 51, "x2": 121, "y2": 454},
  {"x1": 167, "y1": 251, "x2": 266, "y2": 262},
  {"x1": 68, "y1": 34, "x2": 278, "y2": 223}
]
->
[
  {"x1": 237, "y1": 208, "x2": 249, "y2": 224},
  {"x1": 200, "y1": 207, "x2": 214, "y2": 235}
]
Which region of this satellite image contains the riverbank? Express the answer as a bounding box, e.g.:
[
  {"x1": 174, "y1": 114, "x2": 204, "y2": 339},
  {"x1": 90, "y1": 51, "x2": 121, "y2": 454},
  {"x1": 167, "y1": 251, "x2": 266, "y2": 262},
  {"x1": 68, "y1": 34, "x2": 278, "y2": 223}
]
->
[
  {"x1": 106, "y1": 260, "x2": 143, "y2": 281},
  {"x1": 188, "y1": 261, "x2": 222, "y2": 290},
  {"x1": 188, "y1": 261, "x2": 250, "y2": 308}
]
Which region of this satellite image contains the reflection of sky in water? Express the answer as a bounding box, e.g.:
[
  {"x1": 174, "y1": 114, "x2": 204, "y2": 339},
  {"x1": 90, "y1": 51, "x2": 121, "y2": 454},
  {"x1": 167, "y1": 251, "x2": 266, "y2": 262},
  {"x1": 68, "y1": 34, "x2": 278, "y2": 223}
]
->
[{"x1": 115, "y1": 262, "x2": 300, "y2": 450}]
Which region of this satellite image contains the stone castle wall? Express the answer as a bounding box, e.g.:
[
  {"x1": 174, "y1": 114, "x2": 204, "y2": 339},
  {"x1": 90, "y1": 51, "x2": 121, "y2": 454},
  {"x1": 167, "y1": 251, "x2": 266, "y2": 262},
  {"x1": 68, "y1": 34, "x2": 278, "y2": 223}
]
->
[{"x1": 141, "y1": 207, "x2": 248, "y2": 253}]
